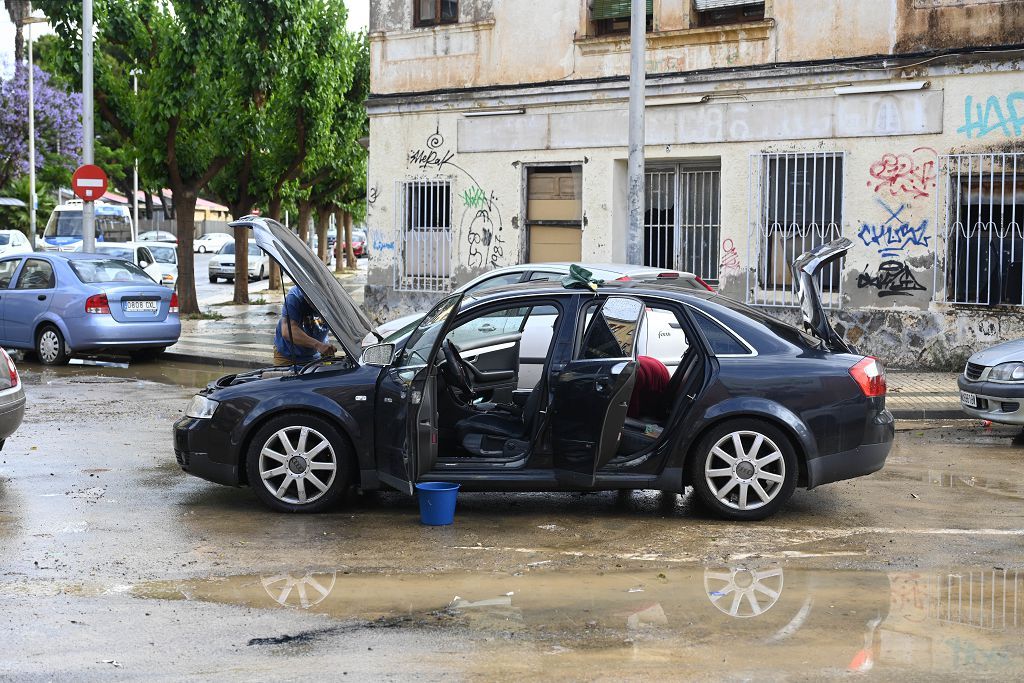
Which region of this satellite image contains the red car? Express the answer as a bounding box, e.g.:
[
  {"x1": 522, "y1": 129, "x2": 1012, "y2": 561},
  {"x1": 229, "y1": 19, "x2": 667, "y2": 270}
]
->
[{"x1": 340, "y1": 230, "x2": 368, "y2": 258}]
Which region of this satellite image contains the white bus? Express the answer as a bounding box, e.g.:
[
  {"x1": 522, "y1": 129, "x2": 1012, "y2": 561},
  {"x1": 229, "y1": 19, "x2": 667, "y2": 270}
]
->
[{"x1": 42, "y1": 200, "x2": 134, "y2": 252}]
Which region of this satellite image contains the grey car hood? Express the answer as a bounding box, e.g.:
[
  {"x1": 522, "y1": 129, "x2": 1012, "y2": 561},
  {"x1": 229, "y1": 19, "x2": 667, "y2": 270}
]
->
[
  {"x1": 232, "y1": 216, "x2": 375, "y2": 362},
  {"x1": 791, "y1": 237, "x2": 853, "y2": 353},
  {"x1": 969, "y1": 339, "x2": 1024, "y2": 367}
]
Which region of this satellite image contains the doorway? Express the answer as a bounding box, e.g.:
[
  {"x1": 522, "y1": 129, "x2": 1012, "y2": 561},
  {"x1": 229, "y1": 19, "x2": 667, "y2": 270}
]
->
[{"x1": 526, "y1": 166, "x2": 583, "y2": 262}]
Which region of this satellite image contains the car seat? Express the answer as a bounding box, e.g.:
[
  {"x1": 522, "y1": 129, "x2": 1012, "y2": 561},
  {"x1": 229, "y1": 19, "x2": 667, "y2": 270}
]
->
[{"x1": 454, "y1": 382, "x2": 544, "y2": 457}]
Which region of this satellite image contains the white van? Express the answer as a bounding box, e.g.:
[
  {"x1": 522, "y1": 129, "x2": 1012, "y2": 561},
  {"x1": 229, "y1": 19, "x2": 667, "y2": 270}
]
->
[{"x1": 42, "y1": 200, "x2": 134, "y2": 252}]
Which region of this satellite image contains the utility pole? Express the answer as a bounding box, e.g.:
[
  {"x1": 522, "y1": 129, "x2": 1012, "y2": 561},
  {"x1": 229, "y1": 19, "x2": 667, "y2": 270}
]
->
[
  {"x1": 131, "y1": 69, "x2": 140, "y2": 241},
  {"x1": 26, "y1": 20, "x2": 36, "y2": 250},
  {"x1": 626, "y1": 0, "x2": 646, "y2": 265},
  {"x1": 81, "y1": 0, "x2": 96, "y2": 252}
]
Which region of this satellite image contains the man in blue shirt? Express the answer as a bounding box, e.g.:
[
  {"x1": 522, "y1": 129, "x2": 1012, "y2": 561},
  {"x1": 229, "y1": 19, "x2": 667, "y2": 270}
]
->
[{"x1": 273, "y1": 286, "x2": 336, "y2": 366}]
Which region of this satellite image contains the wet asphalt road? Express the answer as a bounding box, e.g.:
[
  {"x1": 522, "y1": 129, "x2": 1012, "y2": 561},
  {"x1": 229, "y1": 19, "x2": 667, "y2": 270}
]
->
[{"x1": 1, "y1": 362, "x2": 1023, "y2": 680}]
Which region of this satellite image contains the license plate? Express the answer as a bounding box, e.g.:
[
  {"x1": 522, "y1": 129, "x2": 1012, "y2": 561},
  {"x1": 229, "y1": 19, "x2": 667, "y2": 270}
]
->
[
  {"x1": 124, "y1": 300, "x2": 158, "y2": 313},
  {"x1": 960, "y1": 391, "x2": 979, "y2": 408}
]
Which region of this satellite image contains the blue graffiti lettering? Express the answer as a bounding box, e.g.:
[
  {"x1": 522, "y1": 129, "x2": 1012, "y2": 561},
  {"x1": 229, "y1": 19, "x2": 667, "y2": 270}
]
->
[
  {"x1": 857, "y1": 200, "x2": 930, "y2": 257},
  {"x1": 957, "y1": 93, "x2": 1024, "y2": 139},
  {"x1": 368, "y1": 230, "x2": 395, "y2": 253}
]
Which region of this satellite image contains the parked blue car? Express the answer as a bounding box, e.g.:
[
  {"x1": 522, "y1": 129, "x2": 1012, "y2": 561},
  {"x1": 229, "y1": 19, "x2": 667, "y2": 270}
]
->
[{"x1": 0, "y1": 252, "x2": 180, "y2": 365}]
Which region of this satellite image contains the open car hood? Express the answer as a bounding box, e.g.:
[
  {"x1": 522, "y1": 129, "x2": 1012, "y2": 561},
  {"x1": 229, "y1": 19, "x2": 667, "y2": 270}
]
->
[
  {"x1": 233, "y1": 216, "x2": 375, "y2": 362},
  {"x1": 791, "y1": 238, "x2": 853, "y2": 353}
]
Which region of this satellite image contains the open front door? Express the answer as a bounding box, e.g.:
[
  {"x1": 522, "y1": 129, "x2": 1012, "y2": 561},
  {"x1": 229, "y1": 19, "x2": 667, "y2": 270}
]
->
[
  {"x1": 374, "y1": 293, "x2": 463, "y2": 493},
  {"x1": 550, "y1": 296, "x2": 645, "y2": 488}
]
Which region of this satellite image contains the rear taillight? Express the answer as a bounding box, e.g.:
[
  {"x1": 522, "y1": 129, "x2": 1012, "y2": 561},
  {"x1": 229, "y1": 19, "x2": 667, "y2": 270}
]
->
[
  {"x1": 695, "y1": 276, "x2": 715, "y2": 292},
  {"x1": 85, "y1": 293, "x2": 110, "y2": 314},
  {"x1": 1, "y1": 348, "x2": 18, "y2": 387},
  {"x1": 850, "y1": 356, "x2": 886, "y2": 397},
  {"x1": 169, "y1": 292, "x2": 179, "y2": 314},
  {"x1": 615, "y1": 275, "x2": 632, "y2": 282}
]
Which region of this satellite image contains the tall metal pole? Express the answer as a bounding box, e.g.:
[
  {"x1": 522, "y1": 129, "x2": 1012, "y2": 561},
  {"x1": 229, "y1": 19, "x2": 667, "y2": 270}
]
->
[
  {"x1": 81, "y1": 0, "x2": 96, "y2": 252},
  {"x1": 132, "y1": 71, "x2": 139, "y2": 241},
  {"x1": 27, "y1": 22, "x2": 37, "y2": 251},
  {"x1": 626, "y1": 0, "x2": 646, "y2": 265}
]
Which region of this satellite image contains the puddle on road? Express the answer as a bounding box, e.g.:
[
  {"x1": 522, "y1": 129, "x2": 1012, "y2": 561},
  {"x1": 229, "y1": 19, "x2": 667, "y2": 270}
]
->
[
  {"x1": 17, "y1": 361, "x2": 240, "y2": 391},
  {"x1": 129, "y1": 565, "x2": 1024, "y2": 677},
  {"x1": 882, "y1": 467, "x2": 1024, "y2": 500}
]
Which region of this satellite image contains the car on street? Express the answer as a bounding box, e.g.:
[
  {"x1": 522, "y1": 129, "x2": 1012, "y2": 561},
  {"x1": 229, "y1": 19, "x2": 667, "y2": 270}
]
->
[
  {"x1": 0, "y1": 252, "x2": 180, "y2": 365},
  {"x1": 146, "y1": 242, "x2": 179, "y2": 288},
  {"x1": 958, "y1": 341, "x2": 1024, "y2": 424},
  {"x1": 138, "y1": 230, "x2": 178, "y2": 243},
  {"x1": 0, "y1": 230, "x2": 34, "y2": 256},
  {"x1": 340, "y1": 229, "x2": 368, "y2": 258},
  {"x1": 208, "y1": 240, "x2": 269, "y2": 283},
  {"x1": 42, "y1": 201, "x2": 134, "y2": 252},
  {"x1": 174, "y1": 217, "x2": 893, "y2": 520},
  {"x1": 193, "y1": 232, "x2": 232, "y2": 253},
  {"x1": 0, "y1": 347, "x2": 25, "y2": 450},
  {"x1": 94, "y1": 242, "x2": 166, "y2": 284}
]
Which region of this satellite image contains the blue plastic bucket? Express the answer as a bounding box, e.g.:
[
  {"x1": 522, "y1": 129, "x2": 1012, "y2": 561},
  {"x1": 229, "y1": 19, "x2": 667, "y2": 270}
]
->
[{"x1": 415, "y1": 482, "x2": 460, "y2": 526}]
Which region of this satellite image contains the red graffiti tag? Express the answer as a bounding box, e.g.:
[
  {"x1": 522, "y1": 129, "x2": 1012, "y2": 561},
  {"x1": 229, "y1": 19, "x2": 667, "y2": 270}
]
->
[
  {"x1": 867, "y1": 147, "x2": 938, "y2": 200},
  {"x1": 719, "y1": 238, "x2": 740, "y2": 274}
]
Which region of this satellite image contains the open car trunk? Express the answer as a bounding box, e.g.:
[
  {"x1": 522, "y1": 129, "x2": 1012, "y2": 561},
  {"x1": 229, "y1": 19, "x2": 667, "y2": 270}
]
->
[{"x1": 791, "y1": 238, "x2": 854, "y2": 353}]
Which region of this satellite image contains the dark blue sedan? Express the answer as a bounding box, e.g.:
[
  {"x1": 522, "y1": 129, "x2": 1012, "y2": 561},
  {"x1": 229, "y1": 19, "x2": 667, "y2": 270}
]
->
[{"x1": 0, "y1": 252, "x2": 180, "y2": 365}]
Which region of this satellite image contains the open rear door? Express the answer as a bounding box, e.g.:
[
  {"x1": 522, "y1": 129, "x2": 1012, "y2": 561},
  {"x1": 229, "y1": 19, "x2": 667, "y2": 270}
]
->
[
  {"x1": 550, "y1": 296, "x2": 645, "y2": 488},
  {"x1": 791, "y1": 238, "x2": 853, "y2": 353}
]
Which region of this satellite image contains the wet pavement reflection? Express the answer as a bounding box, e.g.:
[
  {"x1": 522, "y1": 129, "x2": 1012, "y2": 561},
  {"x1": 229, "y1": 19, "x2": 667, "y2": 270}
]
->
[
  {"x1": 16, "y1": 359, "x2": 241, "y2": 391},
  {"x1": 128, "y1": 564, "x2": 1023, "y2": 678}
]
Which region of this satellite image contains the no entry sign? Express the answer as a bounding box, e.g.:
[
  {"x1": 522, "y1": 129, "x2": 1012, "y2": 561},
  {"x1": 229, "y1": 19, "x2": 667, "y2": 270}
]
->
[{"x1": 71, "y1": 164, "x2": 108, "y2": 201}]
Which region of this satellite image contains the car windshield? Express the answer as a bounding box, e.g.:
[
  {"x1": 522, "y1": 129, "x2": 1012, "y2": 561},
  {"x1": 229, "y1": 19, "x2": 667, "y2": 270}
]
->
[
  {"x1": 218, "y1": 241, "x2": 258, "y2": 256},
  {"x1": 397, "y1": 295, "x2": 461, "y2": 370},
  {"x1": 70, "y1": 258, "x2": 154, "y2": 284},
  {"x1": 148, "y1": 246, "x2": 176, "y2": 263},
  {"x1": 95, "y1": 246, "x2": 133, "y2": 261}
]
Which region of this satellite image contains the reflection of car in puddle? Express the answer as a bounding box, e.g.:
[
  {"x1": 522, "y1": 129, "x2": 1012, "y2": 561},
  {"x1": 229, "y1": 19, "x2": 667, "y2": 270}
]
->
[
  {"x1": 260, "y1": 571, "x2": 336, "y2": 609},
  {"x1": 704, "y1": 565, "x2": 784, "y2": 618}
]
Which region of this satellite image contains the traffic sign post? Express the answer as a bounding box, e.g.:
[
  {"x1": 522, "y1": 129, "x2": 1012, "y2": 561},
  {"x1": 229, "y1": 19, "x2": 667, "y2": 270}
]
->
[{"x1": 71, "y1": 164, "x2": 108, "y2": 201}]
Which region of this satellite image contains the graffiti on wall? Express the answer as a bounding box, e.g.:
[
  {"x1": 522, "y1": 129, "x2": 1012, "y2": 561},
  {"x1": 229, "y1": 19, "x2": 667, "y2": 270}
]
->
[
  {"x1": 719, "y1": 238, "x2": 741, "y2": 275},
  {"x1": 856, "y1": 260, "x2": 926, "y2": 297},
  {"x1": 857, "y1": 199, "x2": 930, "y2": 257},
  {"x1": 408, "y1": 126, "x2": 456, "y2": 170},
  {"x1": 957, "y1": 92, "x2": 1024, "y2": 139},
  {"x1": 866, "y1": 147, "x2": 937, "y2": 200}
]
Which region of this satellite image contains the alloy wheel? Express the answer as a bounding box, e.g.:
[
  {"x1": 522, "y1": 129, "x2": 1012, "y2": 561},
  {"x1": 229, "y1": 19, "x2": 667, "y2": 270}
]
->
[
  {"x1": 258, "y1": 426, "x2": 337, "y2": 505},
  {"x1": 703, "y1": 565, "x2": 784, "y2": 618},
  {"x1": 704, "y1": 430, "x2": 786, "y2": 511},
  {"x1": 39, "y1": 330, "x2": 61, "y2": 364}
]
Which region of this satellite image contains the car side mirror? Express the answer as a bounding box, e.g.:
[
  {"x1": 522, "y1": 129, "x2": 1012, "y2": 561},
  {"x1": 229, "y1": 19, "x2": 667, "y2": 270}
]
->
[
  {"x1": 140, "y1": 260, "x2": 151, "y2": 268},
  {"x1": 361, "y1": 342, "x2": 396, "y2": 366}
]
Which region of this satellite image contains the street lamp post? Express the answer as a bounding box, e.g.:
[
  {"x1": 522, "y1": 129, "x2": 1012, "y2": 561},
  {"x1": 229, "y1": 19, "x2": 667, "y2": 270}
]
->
[
  {"x1": 626, "y1": 0, "x2": 647, "y2": 265},
  {"x1": 82, "y1": 0, "x2": 96, "y2": 252},
  {"x1": 130, "y1": 68, "x2": 141, "y2": 241},
  {"x1": 23, "y1": 15, "x2": 47, "y2": 251}
]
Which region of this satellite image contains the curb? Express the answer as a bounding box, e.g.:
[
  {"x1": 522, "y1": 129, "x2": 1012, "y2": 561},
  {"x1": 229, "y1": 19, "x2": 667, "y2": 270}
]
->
[
  {"x1": 890, "y1": 408, "x2": 968, "y2": 421},
  {"x1": 163, "y1": 350, "x2": 267, "y2": 370}
]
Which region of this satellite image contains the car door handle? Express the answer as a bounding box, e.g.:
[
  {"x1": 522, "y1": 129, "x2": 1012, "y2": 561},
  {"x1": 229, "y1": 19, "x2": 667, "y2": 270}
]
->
[{"x1": 37, "y1": 294, "x2": 47, "y2": 301}]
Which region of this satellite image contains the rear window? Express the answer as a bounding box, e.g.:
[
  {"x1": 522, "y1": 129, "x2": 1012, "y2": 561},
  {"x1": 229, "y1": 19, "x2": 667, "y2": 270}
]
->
[
  {"x1": 693, "y1": 310, "x2": 750, "y2": 355},
  {"x1": 149, "y1": 246, "x2": 176, "y2": 263},
  {"x1": 70, "y1": 259, "x2": 154, "y2": 284},
  {"x1": 96, "y1": 246, "x2": 133, "y2": 261}
]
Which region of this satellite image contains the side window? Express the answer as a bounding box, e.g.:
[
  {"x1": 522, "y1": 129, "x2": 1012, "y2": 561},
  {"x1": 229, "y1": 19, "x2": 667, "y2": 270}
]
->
[
  {"x1": 693, "y1": 310, "x2": 751, "y2": 356},
  {"x1": 527, "y1": 270, "x2": 562, "y2": 282},
  {"x1": 638, "y1": 303, "x2": 690, "y2": 370},
  {"x1": 579, "y1": 296, "x2": 644, "y2": 359},
  {"x1": 15, "y1": 259, "x2": 55, "y2": 290},
  {"x1": 0, "y1": 259, "x2": 20, "y2": 288},
  {"x1": 466, "y1": 271, "x2": 524, "y2": 294},
  {"x1": 447, "y1": 304, "x2": 530, "y2": 349}
]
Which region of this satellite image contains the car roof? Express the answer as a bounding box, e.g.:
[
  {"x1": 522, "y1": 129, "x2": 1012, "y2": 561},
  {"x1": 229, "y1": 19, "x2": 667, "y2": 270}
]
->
[
  {"x1": 462, "y1": 278, "x2": 712, "y2": 305},
  {"x1": 148, "y1": 241, "x2": 178, "y2": 247}
]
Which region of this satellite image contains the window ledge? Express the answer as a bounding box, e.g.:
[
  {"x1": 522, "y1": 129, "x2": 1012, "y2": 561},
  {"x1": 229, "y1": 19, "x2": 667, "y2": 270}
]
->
[
  {"x1": 370, "y1": 19, "x2": 496, "y2": 42},
  {"x1": 575, "y1": 19, "x2": 774, "y2": 56}
]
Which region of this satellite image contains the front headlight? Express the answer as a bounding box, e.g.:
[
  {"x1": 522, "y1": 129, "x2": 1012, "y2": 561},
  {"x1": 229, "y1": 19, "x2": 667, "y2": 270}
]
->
[
  {"x1": 185, "y1": 395, "x2": 220, "y2": 419},
  {"x1": 989, "y1": 362, "x2": 1024, "y2": 381}
]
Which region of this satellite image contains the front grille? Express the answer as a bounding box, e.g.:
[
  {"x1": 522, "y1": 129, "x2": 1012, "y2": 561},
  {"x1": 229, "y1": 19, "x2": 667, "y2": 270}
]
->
[
  {"x1": 965, "y1": 362, "x2": 985, "y2": 381},
  {"x1": 1001, "y1": 402, "x2": 1020, "y2": 413}
]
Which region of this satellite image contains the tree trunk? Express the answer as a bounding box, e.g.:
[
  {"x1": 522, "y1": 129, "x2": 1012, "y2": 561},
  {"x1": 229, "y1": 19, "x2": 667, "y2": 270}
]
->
[
  {"x1": 172, "y1": 190, "x2": 200, "y2": 315},
  {"x1": 297, "y1": 200, "x2": 312, "y2": 245},
  {"x1": 344, "y1": 210, "x2": 357, "y2": 270},
  {"x1": 316, "y1": 206, "x2": 331, "y2": 264},
  {"x1": 144, "y1": 191, "x2": 153, "y2": 220},
  {"x1": 232, "y1": 224, "x2": 249, "y2": 305},
  {"x1": 266, "y1": 203, "x2": 283, "y2": 291},
  {"x1": 334, "y1": 207, "x2": 345, "y2": 274}
]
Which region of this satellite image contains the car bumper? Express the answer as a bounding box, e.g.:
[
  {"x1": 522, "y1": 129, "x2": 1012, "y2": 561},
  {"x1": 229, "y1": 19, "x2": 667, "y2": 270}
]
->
[
  {"x1": 209, "y1": 265, "x2": 260, "y2": 276},
  {"x1": 0, "y1": 385, "x2": 26, "y2": 442},
  {"x1": 67, "y1": 316, "x2": 181, "y2": 351},
  {"x1": 807, "y1": 409, "x2": 894, "y2": 488},
  {"x1": 957, "y1": 375, "x2": 1024, "y2": 424},
  {"x1": 174, "y1": 415, "x2": 241, "y2": 486}
]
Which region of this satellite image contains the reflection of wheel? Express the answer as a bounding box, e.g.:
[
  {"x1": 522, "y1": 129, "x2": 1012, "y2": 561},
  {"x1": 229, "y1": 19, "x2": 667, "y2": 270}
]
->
[
  {"x1": 689, "y1": 419, "x2": 798, "y2": 521},
  {"x1": 245, "y1": 413, "x2": 352, "y2": 513},
  {"x1": 261, "y1": 571, "x2": 337, "y2": 609},
  {"x1": 704, "y1": 565, "x2": 784, "y2": 618},
  {"x1": 36, "y1": 324, "x2": 69, "y2": 366}
]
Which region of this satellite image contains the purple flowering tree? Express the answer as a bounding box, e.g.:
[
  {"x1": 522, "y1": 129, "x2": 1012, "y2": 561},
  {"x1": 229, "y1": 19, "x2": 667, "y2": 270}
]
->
[{"x1": 0, "y1": 63, "x2": 81, "y2": 191}]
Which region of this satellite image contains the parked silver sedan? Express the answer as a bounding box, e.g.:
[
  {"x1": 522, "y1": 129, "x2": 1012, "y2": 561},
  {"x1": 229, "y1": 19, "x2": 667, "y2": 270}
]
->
[
  {"x1": 0, "y1": 347, "x2": 25, "y2": 450},
  {"x1": 958, "y1": 341, "x2": 1024, "y2": 424}
]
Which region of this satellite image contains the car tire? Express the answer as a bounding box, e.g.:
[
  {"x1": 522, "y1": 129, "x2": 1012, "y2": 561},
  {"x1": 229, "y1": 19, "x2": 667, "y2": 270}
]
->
[
  {"x1": 36, "y1": 324, "x2": 70, "y2": 366},
  {"x1": 259, "y1": 265, "x2": 265, "y2": 280},
  {"x1": 226, "y1": 277, "x2": 234, "y2": 284},
  {"x1": 209, "y1": 275, "x2": 217, "y2": 283},
  {"x1": 687, "y1": 419, "x2": 798, "y2": 521},
  {"x1": 198, "y1": 246, "x2": 207, "y2": 254},
  {"x1": 245, "y1": 413, "x2": 353, "y2": 513}
]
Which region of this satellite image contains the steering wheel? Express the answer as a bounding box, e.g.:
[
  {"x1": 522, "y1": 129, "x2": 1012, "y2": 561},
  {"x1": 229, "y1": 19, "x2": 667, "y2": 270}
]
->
[{"x1": 441, "y1": 339, "x2": 473, "y2": 396}]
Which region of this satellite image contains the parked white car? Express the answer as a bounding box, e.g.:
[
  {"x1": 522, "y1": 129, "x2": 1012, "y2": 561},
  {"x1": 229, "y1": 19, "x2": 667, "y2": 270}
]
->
[
  {"x1": 0, "y1": 230, "x2": 34, "y2": 256},
  {"x1": 138, "y1": 230, "x2": 178, "y2": 243},
  {"x1": 208, "y1": 240, "x2": 269, "y2": 283},
  {"x1": 367, "y1": 262, "x2": 710, "y2": 375},
  {"x1": 193, "y1": 232, "x2": 233, "y2": 254},
  {"x1": 92, "y1": 242, "x2": 165, "y2": 284},
  {"x1": 146, "y1": 241, "x2": 179, "y2": 288}
]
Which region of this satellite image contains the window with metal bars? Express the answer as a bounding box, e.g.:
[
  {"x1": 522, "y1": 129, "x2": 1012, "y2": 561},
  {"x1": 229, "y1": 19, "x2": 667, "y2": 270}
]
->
[
  {"x1": 644, "y1": 164, "x2": 721, "y2": 282},
  {"x1": 693, "y1": 0, "x2": 765, "y2": 27},
  {"x1": 395, "y1": 179, "x2": 453, "y2": 292},
  {"x1": 591, "y1": 0, "x2": 653, "y2": 35},
  {"x1": 415, "y1": 0, "x2": 458, "y2": 27},
  {"x1": 937, "y1": 153, "x2": 1024, "y2": 306},
  {"x1": 748, "y1": 152, "x2": 845, "y2": 307}
]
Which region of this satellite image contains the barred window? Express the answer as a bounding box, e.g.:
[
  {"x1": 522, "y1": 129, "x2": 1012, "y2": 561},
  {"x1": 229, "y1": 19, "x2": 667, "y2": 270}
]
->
[
  {"x1": 591, "y1": 0, "x2": 653, "y2": 36},
  {"x1": 748, "y1": 152, "x2": 845, "y2": 307},
  {"x1": 395, "y1": 179, "x2": 452, "y2": 292},
  {"x1": 644, "y1": 164, "x2": 721, "y2": 282}
]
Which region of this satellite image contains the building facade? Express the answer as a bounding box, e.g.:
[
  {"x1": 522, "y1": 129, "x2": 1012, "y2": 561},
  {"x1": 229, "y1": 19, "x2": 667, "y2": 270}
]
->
[{"x1": 365, "y1": 0, "x2": 1024, "y2": 368}]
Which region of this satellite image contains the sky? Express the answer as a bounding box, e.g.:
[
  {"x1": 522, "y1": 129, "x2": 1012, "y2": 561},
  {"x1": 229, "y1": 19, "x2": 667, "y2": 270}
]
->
[{"x1": 0, "y1": 1, "x2": 369, "y2": 78}]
